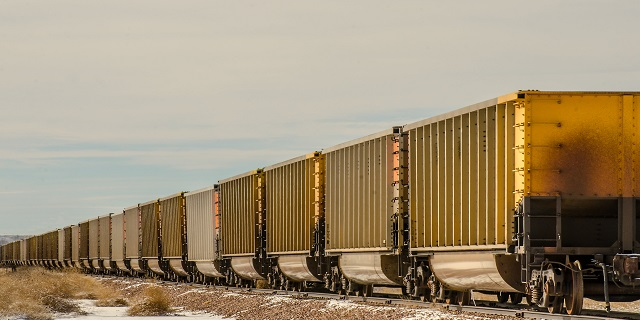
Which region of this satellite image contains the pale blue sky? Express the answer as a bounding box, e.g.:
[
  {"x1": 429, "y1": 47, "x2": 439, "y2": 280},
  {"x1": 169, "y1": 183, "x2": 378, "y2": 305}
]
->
[{"x1": 1, "y1": 1, "x2": 639, "y2": 234}]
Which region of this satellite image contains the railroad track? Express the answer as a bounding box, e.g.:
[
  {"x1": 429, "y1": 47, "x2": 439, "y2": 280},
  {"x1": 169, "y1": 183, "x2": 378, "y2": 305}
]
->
[{"x1": 100, "y1": 275, "x2": 638, "y2": 320}]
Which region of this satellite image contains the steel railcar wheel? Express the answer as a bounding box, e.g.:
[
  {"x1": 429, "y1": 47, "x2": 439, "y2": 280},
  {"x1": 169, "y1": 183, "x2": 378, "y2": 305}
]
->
[{"x1": 565, "y1": 261, "x2": 584, "y2": 315}]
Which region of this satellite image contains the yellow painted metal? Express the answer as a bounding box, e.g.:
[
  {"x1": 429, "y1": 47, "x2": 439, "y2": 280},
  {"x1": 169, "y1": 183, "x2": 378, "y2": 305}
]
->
[
  {"x1": 111, "y1": 213, "x2": 125, "y2": 262},
  {"x1": 265, "y1": 153, "x2": 322, "y2": 255},
  {"x1": 98, "y1": 215, "x2": 111, "y2": 260},
  {"x1": 521, "y1": 93, "x2": 639, "y2": 198},
  {"x1": 88, "y1": 219, "x2": 99, "y2": 260},
  {"x1": 159, "y1": 193, "x2": 186, "y2": 259},
  {"x1": 219, "y1": 169, "x2": 264, "y2": 257},
  {"x1": 325, "y1": 129, "x2": 396, "y2": 253},
  {"x1": 124, "y1": 206, "x2": 140, "y2": 259},
  {"x1": 140, "y1": 200, "x2": 160, "y2": 258},
  {"x1": 408, "y1": 91, "x2": 640, "y2": 252},
  {"x1": 71, "y1": 225, "x2": 79, "y2": 263}
]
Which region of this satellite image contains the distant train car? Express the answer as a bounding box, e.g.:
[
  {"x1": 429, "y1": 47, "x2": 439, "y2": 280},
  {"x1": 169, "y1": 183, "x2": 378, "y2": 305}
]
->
[
  {"x1": 124, "y1": 205, "x2": 144, "y2": 274},
  {"x1": 111, "y1": 211, "x2": 128, "y2": 274},
  {"x1": 79, "y1": 220, "x2": 90, "y2": 269},
  {"x1": 264, "y1": 152, "x2": 329, "y2": 290},
  {"x1": 88, "y1": 218, "x2": 100, "y2": 271},
  {"x1": 20, "y1": 239, "x2": 27, "y2": 265},
  {"x1": 62, "y1": 226, "x2": 73, "y2": 267},
  {"x1": 140, "y1": 200, "x2": 163, "y2": 276},
  {"x1": 185, "y1": 186, "x2": 223, "y2": 280},
  {"x1": 71, "y1": 225, "x2": 80, "y2": 268},
  {"x1": 98, "y1": 214, "x2": 112, "y2": 272},
  {"x1": 158, "y1": 192, "x2": 189, "y2": 279},
  {"x1": 219, "y1": 169, "x2": 267, "y2": 285},
  {"x1": 323, "y1": 127, "x2": 406, "y2": 296}
]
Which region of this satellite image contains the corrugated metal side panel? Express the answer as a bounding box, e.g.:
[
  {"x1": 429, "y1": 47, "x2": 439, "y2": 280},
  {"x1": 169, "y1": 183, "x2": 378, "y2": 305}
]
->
[
  {"x1": 64, "y1": 227, "x2": 72, "y2": 260},
  {"x1": 99, "y1": 215, "x2": 111, "y2": 260},
  {"x1": 141, "y1": 202, "x2": 159, "y2": 258},
  {"x1": 325, "y1": 133, "x2": 395, "y2": 251},
  {"x1": 220, "y1": 172, "x2": 260, "y2": 256},
  {"x1": 4, "y1": 244, "x2": 12, "y2": 261},
  {"x1": 29, "y1": 236, "x2": 37, "y2": 260},
  {"x1": 89, "y1": 219, "x2": 99, "y2": 259},
  {"x1": 160, "y1": 195, "x2": 185, "y2": 258},
  {"x1": 408, "y1": 102, "x2": 516, "y2": 250},
  {"x1": 51, "y1": 231, "x2": 59, "y2": 260},
  {"x1": 79, "y1": 221, "x2": 89, "y2": 259},
  {"x1": 20, "y1": 240, "x2": 27, "y2": 261},
  {"x1": 14, "y1": 242, "x2": 20, "y2": 261},
  {"x1": 266, "y1": 155, "x2": 316, "y2": 254},
  {"x1": 71, "y1": 225, "x2": 80, "y2": 262},
  {"x1": 124, "y1": 207, "x2": 140, "y2": 259},
  {"x1": 58, "y1": 229, "x2": 65, "y2": 261},
  {"x1": 186, "y1": 188, "x2": 216, "y2": 261},
  {"x1": 111, "y1": 213, "x2": 125, "y2": 261},
  {"x1": 37, "y1": 235, "x2": 44, "y2": 260},
  {"x1": 2, "y1": 244, "x2": 8, "y2": 261}
]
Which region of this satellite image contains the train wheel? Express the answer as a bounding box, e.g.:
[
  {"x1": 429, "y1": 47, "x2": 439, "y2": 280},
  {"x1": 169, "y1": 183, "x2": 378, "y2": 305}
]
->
[
  {"x1": 458, "y1": 291, "x2": 470, "y2": 306},
  {"x1": 547, "y1": 295, "x2": 563, "y2": 314},
  {"x1": 497, "y1": 292, "x2": 509, "y2": 303},
  {"x1": 564, "y1": 261, "x2": 584, "y2": 315},
  {"x1": 509, "y1": 293, "x2": 523, "y2": 305}
]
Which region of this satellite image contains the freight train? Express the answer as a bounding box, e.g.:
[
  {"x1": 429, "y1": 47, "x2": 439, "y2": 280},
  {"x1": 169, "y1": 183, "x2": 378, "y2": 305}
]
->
[{"x1": 2, "y1": 91, "x2": 640, "y2": 315}]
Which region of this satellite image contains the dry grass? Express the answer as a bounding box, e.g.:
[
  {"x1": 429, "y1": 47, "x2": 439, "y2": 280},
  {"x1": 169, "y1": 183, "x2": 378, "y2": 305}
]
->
[
  {"x1": 127, "y1": 285, "x2": 173, "y2": 316},
  {"x1": 256, "y1": 280, "x2": 270, "y2": 289},
  {"x1": 0, "y1": 267, "x2": 121, "y2": 319}
]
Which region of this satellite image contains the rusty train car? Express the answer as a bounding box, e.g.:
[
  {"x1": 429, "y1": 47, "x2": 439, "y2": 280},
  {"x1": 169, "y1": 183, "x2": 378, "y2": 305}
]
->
[{"x1": 2, "y1": 91, "x2": 639, "y2": 315}]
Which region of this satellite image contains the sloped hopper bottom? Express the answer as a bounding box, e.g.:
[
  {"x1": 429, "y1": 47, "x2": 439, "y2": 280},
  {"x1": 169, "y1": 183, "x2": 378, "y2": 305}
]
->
[
  {"x1": 278, "y1": 255, "x2": 322, "y2": 282},
  {"x1": 130, "y1": 259, "x2": 144, "y2": 273},
  {"x1": 231, "y1": 257, "x2": 265, "y2": 280},
  {"x1": 169, "y1": 259, "x2": 189, "y2": 277},
  {"x1": 339, "y1": 253, "x2": 402, "y2": 286},
  {"x1": 429, "y1": 252, "x2": 524, "y2": 292},
  {"x1": 196, "y1": 261, "x2": 224, "y2": 278},
  {"x1": 147, "y1": 259, "x2": 165, "y2": 276},
  {"x1": 102, "y1": 259, "x2": 111, "y2": 270},
  {"x1": 91, "y1": 260, "x2": 101, "y2": 270},
  {"x1": 115, "y1": 260, "x2": 129, "y2": 273}
]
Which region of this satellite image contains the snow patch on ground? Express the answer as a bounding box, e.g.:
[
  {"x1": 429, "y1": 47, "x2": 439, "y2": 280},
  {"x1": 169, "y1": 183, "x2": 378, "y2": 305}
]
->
[{"x1": 56, "y1": 299, "x2": 232, "y2": 320}]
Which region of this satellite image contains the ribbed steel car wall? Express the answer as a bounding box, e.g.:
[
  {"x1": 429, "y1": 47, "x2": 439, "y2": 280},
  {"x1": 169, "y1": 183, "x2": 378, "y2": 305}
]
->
[
  {"x1": 3, "y1": 244, "x2": 12, "y2": 261},
  {"x1": 325, "y1": 130, "x2": 395, "y2": 252},
  {"x1": 160, "y1": 194, "x2": 185, "y2": 259},
  {"x1": 28, "y1": 236, "x2": 37, "y2": 260},
  {"x1": 99, "y1": 215, "x2": 111, "y2": 260},
  {"x1": 50, "y1": 231, "x2": 59, "y2": 260},
  {"x1": 37, "y1": 235, "x2": 44, "y2": 260},
  {"x1": 111, "y1": 213, "x2": 125, "y2": 262},
  {"x1": 71, "y1": 225, "x2": 80, "y2": 262},
  {"x1": 20, "y1": 240, "x2": 27, "y2": 261},
  {"x1": 220, "y1": 171, "x2": 263, "y2": 256},
  {"x1": 27, "y1": 236, "x2": 38, "y2": 260},
  {"x1": 79, "y1": 221, "x2": 89, "y2": 260},
  {"x1": 64, "y1": 226, "x2": 72, "y2": 260},
  {"x1": 89, "y1": 219, "x2": 99, "y2": 260},
  {"x1": 58, "y1": 229, "x2": 65, "y2": 261},
  {"x1": 186, "y1": 187, "x2": 216, "y2": 261},
  {"x1": 141, "y1": 202, "x2": 159, "y2": 258},
  {"x1": 13, "y1": 242, "x2": 20, "y2": 261},
  {"x1": 124, "y1": 207, "x2": 140, "y2": 259},
  {"x1": 406, "y1": 102, "x2": 516, "y2": 250},
  {"x1": 265, "y1": 154, "x2": 319, "y2": 254}
]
